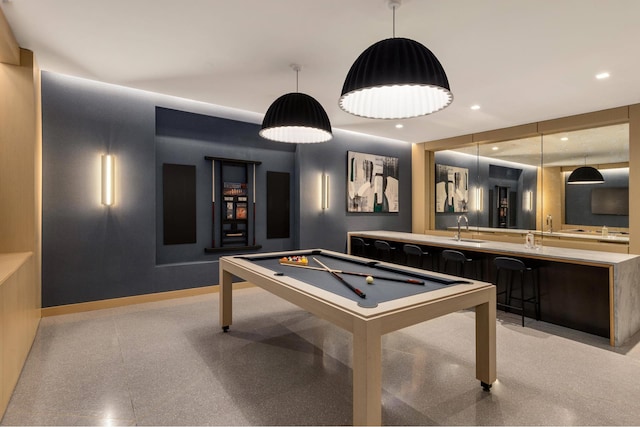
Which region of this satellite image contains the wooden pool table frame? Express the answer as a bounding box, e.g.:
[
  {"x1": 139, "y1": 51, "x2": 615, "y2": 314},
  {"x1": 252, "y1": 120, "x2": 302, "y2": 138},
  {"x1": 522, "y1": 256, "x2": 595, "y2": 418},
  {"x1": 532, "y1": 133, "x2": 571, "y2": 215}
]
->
[{"x1": 219, "y1": 249, "x2": 496, "y2": 426}]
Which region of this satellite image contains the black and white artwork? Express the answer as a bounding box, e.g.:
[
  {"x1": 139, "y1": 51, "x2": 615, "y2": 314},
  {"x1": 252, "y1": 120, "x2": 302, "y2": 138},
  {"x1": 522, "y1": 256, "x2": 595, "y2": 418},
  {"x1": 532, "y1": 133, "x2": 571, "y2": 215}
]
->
[
  {"x1": 347, "y1": 151, "x2": 399, "y2": 213},
  {"x1": 435, "y1": 164, "x2": 468, "y2": 212}
]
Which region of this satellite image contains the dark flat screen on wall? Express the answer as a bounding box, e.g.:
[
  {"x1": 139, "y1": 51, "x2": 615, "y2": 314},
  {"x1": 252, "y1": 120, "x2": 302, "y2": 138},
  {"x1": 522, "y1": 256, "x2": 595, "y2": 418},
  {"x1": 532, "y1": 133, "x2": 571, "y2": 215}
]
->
[
  {"x1": 267, "y1": 171, "x2": 290, "y2": 239},
  {"x1": 163, "y1": 163, "x2": 197, "y2": 245},
  {"x1": 591, "y1": 187, "x2": 629, "y2": 215}
]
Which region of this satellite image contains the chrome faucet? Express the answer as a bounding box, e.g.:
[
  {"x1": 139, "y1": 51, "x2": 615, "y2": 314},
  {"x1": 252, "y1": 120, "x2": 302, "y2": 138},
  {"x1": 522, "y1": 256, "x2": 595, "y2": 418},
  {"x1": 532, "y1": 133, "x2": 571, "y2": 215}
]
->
[
  {"x1": 546, "y1": 214, "x2": 553, "y2": 233},
  {"x1": 457, "y1": 214, "x2": 469, "y2": 241}
]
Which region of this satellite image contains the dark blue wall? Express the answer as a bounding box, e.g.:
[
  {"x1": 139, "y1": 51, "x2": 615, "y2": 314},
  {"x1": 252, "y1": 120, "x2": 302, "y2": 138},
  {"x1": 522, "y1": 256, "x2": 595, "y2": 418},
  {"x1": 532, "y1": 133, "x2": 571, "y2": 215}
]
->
[
  {"x1": 41, "y1": 72, "x2": 412, "y2": 307},
  {"x1": 154, "y1": 107, "x2": 297, "y2": 264},
  {"x1": 565, "y1": 168, "x2": 629, "y2": 227},
  {"x1": 297, "y1": 133, "x2": 413, "y2": 252}
]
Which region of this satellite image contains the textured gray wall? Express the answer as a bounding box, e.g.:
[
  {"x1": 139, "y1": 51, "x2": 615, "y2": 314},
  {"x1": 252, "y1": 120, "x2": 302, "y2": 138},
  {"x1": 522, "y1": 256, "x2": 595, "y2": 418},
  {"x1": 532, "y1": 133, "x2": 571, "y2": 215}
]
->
[{"x1": 41, "y1": 72, "x2": 412, "y2": 307}]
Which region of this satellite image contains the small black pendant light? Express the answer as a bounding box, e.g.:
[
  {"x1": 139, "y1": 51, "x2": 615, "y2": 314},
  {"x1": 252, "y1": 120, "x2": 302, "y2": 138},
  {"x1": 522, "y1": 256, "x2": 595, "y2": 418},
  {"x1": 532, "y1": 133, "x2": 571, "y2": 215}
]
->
[
  {"x1": 260, "y1": 64, "x2": 332, "y2": 143},
  {"x1": 339, "y1": 0, "x2": 453, "y2": 119}
]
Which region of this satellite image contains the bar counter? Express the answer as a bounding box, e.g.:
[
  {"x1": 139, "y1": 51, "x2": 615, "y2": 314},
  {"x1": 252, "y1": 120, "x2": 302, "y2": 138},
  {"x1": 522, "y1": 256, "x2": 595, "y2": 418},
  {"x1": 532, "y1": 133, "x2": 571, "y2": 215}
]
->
[{"x1": 347, "y1": 230, "x2": 640, "y2": 346}]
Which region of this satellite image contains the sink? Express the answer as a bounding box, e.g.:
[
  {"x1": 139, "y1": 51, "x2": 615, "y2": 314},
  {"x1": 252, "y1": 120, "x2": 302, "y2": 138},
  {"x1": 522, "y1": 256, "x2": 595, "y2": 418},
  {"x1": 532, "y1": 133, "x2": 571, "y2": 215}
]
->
[{"x1": 451, "y1": 238, "x2": 486, "y2": 244}]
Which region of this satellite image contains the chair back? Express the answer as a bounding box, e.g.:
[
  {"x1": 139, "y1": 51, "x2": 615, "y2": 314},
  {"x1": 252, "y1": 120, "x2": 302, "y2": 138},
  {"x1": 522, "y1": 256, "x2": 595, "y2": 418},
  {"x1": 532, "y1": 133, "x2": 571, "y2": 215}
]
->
[
  {"x1": 351, "y1": 237, "x2": 367, "y2": 256},
  {"x1": 402, "y1": 244, "x2": 423, "y2": 257},
  {"x1": 442, "y1": 249, "x2": 468, "y2": 263},
  {"x1": 494, "y1": 256, "x2": 526, "y2": 272}
]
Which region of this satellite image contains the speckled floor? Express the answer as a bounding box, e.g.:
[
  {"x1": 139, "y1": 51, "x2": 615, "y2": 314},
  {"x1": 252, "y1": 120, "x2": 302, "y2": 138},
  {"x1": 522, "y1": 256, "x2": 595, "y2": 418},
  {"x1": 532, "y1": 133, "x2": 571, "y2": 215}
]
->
[{"x1": 2, "y1": 286, "x2": 640, "y2": 426}]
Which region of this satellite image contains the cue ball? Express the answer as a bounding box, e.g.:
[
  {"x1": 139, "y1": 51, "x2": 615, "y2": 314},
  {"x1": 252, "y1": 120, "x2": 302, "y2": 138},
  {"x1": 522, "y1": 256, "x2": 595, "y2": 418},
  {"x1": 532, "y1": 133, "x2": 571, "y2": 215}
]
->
[{"x1": 366, "y1": 275, "x2": 374, "y2": 284}]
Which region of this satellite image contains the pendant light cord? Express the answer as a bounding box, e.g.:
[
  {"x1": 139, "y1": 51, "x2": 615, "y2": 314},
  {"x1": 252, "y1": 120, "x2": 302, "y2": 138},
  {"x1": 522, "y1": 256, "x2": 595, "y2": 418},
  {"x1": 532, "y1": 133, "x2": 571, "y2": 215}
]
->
[{"x1": 392, "y1": 4, "x2": 396, "y2": 38}]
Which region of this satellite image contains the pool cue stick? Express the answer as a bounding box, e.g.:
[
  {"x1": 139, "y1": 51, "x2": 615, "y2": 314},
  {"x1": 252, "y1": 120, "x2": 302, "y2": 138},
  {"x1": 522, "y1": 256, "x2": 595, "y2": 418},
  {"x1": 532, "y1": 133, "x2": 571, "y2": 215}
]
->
[
  {"x1": 280, "y1": 262, "x2": 425, "y2": 285},
  {"x1": 313, "y1": 257, "x2": 366, "y2": 299},
  {"x1": 252, "y1": 163, "x2": 256, "y2": 246},
  {"x1": 211, "y1": 161, "x2": 215, "y2": 247}
]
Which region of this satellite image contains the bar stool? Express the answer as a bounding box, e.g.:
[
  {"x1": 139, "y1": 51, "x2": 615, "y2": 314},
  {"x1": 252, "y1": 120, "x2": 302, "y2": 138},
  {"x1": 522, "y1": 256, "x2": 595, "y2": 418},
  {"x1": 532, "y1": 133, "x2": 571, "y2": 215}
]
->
[
  {"x1": 402, "y1": 244, "x2": 430, "y2": 270},
  {"x1": 493, "y1": 256, "x2": 540, "y2": 327},
  {"x1": 351, "y1": 237, "x2": 370, "y2": 257},
  {"x1": 441, "y1": 249, "x2": 473, "y2": 277},
  {"x1": 374, "y1": 240, "x2": 396, "y2": 263}
]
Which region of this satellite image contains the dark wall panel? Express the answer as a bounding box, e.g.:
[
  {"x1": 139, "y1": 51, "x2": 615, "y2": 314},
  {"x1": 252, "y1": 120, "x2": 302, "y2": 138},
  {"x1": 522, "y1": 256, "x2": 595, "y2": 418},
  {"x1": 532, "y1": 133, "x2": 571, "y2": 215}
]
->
[
  {"x1": 267, "y1": 171, "x2": 290, "y2": 239},
  {"x1": 162, "y1": 164, "x2": 197, "y2": 245}
]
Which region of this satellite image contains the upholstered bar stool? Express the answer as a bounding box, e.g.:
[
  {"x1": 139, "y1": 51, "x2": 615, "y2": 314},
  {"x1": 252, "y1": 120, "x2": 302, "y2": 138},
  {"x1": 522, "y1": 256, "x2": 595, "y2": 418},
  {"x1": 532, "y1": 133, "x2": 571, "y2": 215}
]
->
[
  {"x1": 351, "y1": 237, "x2": 370, "y2": 258},
  {"x1": 441, "y1": 249, "x2": 473, "y2": 277},
  {"x1": 374, "y1": 240, "x2": 396, "y2": 263},
  {"x1": 402, "y1": 244, "x2": 431, "y2": 270},
  {"x1": 493, "y1": 256, "x2": 540, "y2": 327}
]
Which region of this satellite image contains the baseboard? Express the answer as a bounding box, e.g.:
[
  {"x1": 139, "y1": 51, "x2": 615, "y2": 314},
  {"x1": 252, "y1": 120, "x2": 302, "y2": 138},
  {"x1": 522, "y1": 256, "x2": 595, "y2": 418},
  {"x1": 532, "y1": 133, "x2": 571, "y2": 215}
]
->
[{"x1": 41, "y1": 282, "x2": 255, "y2": 317}]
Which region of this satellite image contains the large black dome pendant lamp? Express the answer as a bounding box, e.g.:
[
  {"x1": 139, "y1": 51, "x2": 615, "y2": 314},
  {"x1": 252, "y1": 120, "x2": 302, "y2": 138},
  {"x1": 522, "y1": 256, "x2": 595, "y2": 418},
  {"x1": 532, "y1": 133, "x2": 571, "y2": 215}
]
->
[
  {"x1": 567, "y1": 166, "x2": 605, "y2": 184},
  {"x1": 260, "y1": 64, "x2": 332, "y2": 143},
  {"x1": 339, "y1": 0, "x2": 453, "y2": 119},
  {"x1": 567, "y1": 156, "x2": 605, "y2": 184}
]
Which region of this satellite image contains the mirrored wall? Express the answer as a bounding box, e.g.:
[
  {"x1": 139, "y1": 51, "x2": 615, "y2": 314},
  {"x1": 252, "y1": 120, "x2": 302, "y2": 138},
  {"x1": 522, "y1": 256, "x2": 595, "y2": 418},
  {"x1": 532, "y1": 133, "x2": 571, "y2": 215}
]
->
[{"x1": 433, "y1": 123, "x2": 629, "y2": 237}]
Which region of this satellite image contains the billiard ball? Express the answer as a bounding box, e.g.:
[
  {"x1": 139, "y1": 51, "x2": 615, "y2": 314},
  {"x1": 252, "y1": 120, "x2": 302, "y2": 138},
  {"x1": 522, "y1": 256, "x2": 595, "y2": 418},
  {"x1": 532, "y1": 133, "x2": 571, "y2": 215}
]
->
[{"x1": 366, "y1": 275, "x2": 374, "y2": 284}]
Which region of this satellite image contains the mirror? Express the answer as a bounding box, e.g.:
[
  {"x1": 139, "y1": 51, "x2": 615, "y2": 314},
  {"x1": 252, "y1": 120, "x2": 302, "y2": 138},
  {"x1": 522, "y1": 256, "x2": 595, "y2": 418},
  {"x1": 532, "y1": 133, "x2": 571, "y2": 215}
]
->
[{"x1": 433, "y1": 123, "x2": 629, "y2": 237}]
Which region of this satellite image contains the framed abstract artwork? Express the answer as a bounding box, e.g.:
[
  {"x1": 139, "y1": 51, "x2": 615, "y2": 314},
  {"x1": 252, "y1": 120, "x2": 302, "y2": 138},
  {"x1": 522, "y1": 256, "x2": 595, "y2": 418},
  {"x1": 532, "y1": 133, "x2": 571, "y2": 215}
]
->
[
  {"x1": 347, "y1": 151, "x2": 399, "y2": 213},
  {"x1": 435, "y1": 164, "x2": 468, "y2": 212}
]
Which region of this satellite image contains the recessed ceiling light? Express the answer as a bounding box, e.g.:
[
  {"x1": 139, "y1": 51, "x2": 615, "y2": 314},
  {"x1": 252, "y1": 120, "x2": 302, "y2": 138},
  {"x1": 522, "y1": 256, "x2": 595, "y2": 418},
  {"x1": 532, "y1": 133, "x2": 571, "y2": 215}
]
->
[
  {"x1": 492, "y1": 146, "x2": 499, "y2": 151},
  {"x1": 470, "y1": 105, "x2": 481, "y2": 110},
  {"x1": 561, "y1": 137, "x2": 569, "y2": 141},
  {"x1": 596, "y1": 72, "x2": 610, "y2": 80},
  {"x1": 395, "y1": 123, "x2": 404, "y2": 129}
]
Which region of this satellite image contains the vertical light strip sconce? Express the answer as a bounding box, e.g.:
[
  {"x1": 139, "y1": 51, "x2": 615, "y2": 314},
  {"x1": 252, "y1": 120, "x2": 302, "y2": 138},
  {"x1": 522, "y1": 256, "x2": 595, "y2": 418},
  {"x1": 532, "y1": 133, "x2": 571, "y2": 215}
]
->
[
  {"x1": 473, "y1": 187, "x2": 483, "y2": 212},
  {"x1": 321, "y1": 173, "x2": 330, "y2": 210},
  {"x1": 523, "y1": 191, "x2": 533, "y2": 211},
  {"x1": 101, "y1": 154, "x2": 115, "y2": 206}
]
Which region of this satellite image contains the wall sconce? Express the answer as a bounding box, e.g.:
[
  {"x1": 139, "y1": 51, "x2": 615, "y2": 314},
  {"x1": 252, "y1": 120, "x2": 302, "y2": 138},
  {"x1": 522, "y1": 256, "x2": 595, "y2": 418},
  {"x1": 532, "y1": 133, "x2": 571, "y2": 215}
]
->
[
  {"x1": 321, "y1": 173, "x2": 330, "y2": 210},
  {"x1": 101, "y1": 154, "x2": 114, "y2": 206},
  {"x1": 473, "y1": 187, "x2": 483, "y2": 212},
  {"x1": 523, "y1": 190, "x2": 533, "y2": 211}
]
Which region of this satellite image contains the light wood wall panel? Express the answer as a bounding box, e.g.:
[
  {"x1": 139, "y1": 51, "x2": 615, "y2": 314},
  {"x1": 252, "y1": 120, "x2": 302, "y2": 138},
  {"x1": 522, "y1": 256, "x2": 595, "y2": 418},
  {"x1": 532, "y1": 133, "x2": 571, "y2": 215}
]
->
[
  {"x1": 629, "y1": 104, "x2": 640, "y2": 254},
  {"x1": 411, "y1": 143, "x2": 426, "y2": 233},
  {"x1": 0, "y1": 254, "x2": 38, "y2": 418},
  {"x1": 0, "y1": 49, "x2": 40, "y2": 253},
  {"x1": 541, "y1": 167, "x2": 563, "y2": 231},
  {"x1": 0, "y1": 8, "x2": 19, "y2": 65},
  {"x1": 0, "y1": 8, "x2": 42, "y2": 419}
]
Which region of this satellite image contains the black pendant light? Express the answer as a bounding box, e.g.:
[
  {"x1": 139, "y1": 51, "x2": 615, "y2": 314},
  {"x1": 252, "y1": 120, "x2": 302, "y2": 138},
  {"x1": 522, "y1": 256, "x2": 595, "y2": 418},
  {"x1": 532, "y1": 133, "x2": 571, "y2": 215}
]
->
[
  {"x1": 567, "y1": 166, "x2": 605, "y2": 184},
  {"x1": 339, "y1": 0, "x2": 453, "y2": 119},
  {"x1": 567, "y1": 155, "x2": 605, "y2": 184},
  {"x1": 260, "y1": 64, "x2": 332, "y2": 143}
]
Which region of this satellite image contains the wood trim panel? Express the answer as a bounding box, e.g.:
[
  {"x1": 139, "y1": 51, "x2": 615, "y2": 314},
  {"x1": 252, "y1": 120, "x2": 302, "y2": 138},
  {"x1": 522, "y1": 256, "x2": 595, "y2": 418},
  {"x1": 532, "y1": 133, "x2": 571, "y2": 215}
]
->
[
  {"x1": 537, "y1": 106, "x2": 629, "y2": 134},
  {"x1": 422, "y1": 134, "x2": 473, "y2": 151},
  {"x1": 411, "y1": 143, "x2": 426, "y2": 233},
  {"x1": 0, "y1": 254, "x2": 39, "y2": 418},
  {"x1": 629, "y1": 104, "x2": 640, "y2": 254},
  {"x1": 0, "y1": 8, "x2": 19, "y2": 65},
  {"x1": 41, "y1": 282, "x2": 254, "y2": 317},
  {"x1": 473, "y1": 123, "x2": 539, "y2": 145}
]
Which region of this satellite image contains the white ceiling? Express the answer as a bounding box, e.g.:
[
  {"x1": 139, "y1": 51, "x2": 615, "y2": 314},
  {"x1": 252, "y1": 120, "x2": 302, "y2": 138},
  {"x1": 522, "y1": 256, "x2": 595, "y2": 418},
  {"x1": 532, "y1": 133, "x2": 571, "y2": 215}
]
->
[{"x1": 2, "y1": 0, "x2": 640, "y2": 144}]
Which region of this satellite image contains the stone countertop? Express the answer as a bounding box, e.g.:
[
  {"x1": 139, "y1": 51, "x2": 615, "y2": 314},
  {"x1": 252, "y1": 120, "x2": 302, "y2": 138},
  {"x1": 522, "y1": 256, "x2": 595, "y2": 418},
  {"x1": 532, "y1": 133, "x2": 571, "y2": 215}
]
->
[
  {"x1": 445, "y1": 226, "x2": 629, "y2": 243},
  {"x1": 348, "y1": 230, "x2": 637, "y2": 265}
]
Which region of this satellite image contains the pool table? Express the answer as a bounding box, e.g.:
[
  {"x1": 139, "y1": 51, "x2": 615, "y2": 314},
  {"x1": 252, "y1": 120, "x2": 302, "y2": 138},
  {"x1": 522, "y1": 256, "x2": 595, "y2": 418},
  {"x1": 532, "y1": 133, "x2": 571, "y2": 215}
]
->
[{"x1": 218, "y1": 249, "x2": 496, "y2": 426}]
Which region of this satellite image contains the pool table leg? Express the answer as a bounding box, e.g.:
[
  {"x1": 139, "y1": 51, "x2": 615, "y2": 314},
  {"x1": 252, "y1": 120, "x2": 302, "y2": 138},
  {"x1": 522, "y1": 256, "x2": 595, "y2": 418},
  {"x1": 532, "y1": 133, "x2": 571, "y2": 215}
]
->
[
  {"x1": 352, "y1": 319, "x2": 382, "y2": 426},
  {"x1": 219, "y1": 269, "x2": 233, "y2": 332},
  {"x1": 475, "y1": 289, "x2": 497, "y2": 390}
]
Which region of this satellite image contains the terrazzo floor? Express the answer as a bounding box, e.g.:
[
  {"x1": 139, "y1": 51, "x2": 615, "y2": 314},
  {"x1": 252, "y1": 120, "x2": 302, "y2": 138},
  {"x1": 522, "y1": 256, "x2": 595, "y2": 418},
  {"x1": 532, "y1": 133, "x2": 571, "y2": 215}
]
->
[{"x1": 2, "y1": 285, "x2": 640, "y2": 426}]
